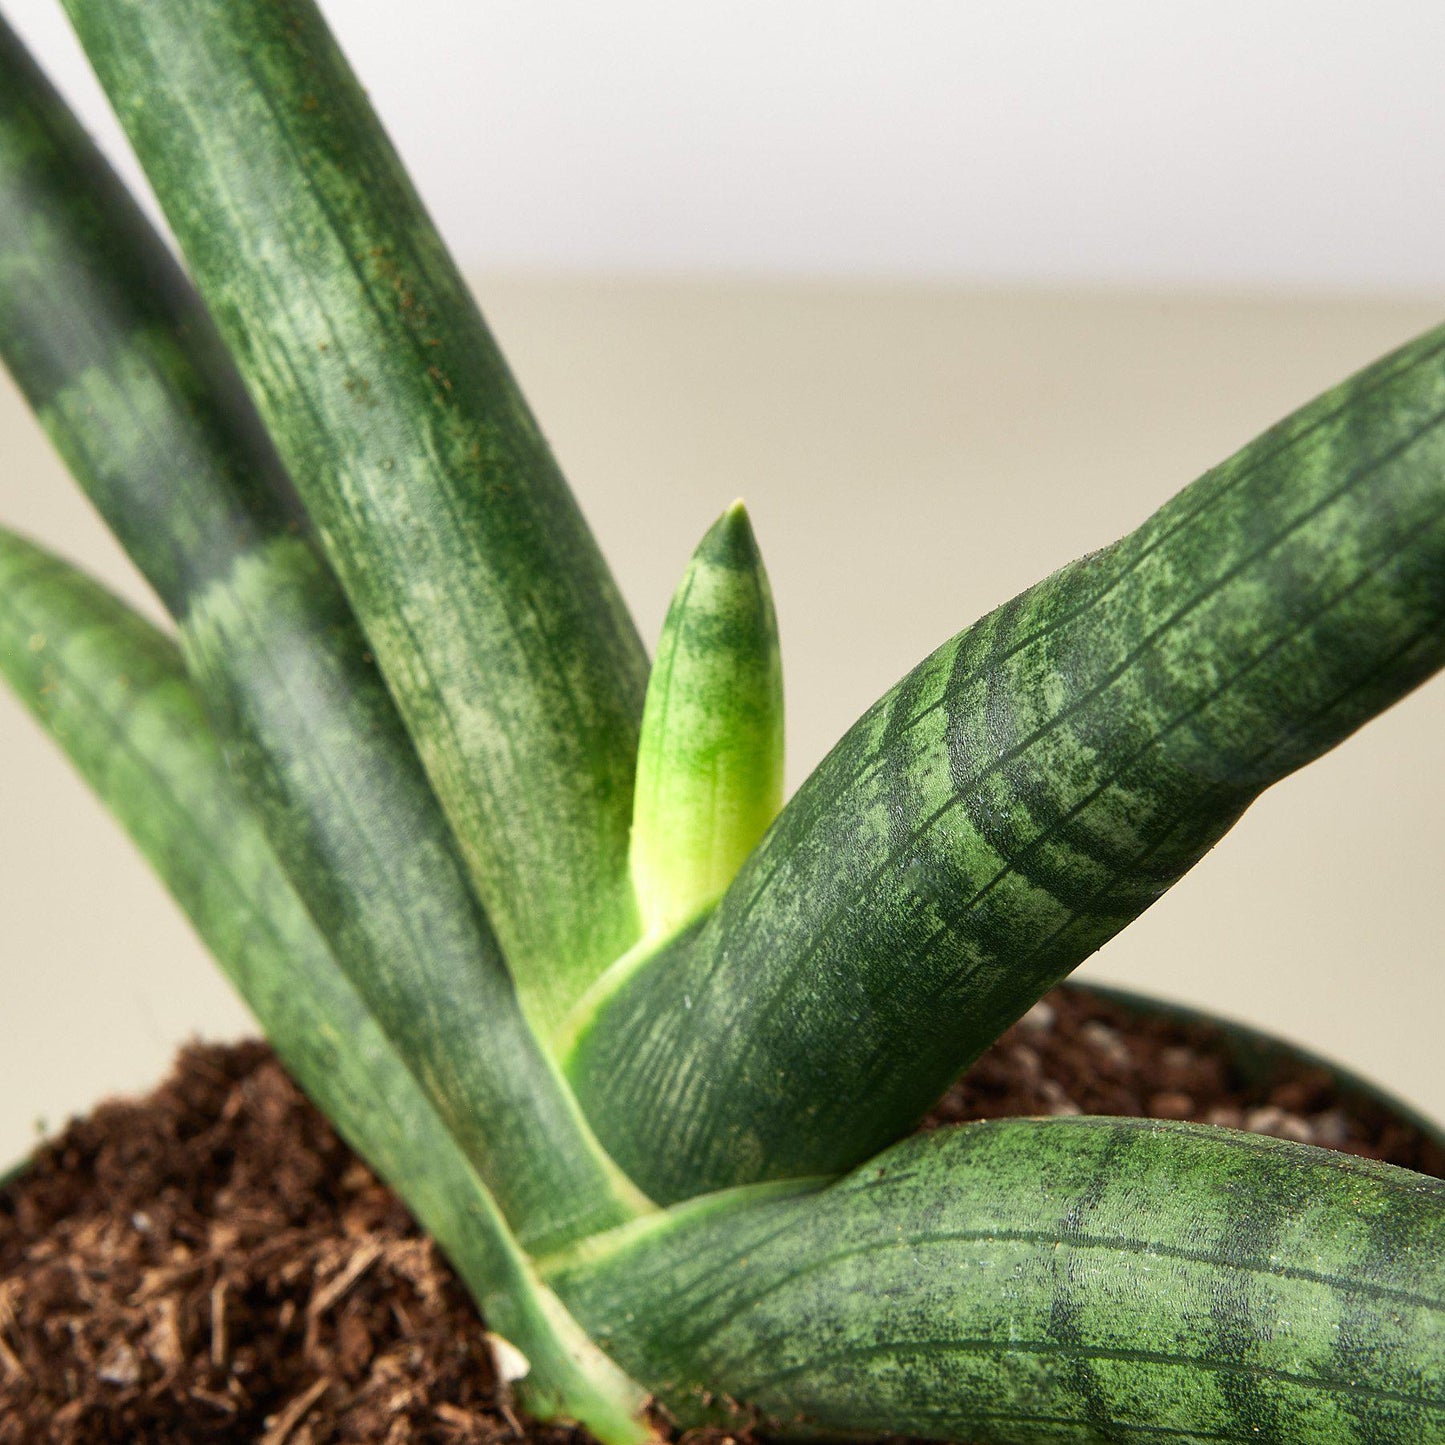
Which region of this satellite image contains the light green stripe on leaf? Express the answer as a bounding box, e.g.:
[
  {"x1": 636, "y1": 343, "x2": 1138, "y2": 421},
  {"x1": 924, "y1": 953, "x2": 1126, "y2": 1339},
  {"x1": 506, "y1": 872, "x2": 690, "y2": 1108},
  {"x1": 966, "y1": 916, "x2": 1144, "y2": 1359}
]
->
[
  {"x1": 0, "y1": 11, "x2": 303, "y2": 617},
  {"x1": 63, "y1": 0, "x2": 647, "y2": 1034},
  {"x1": 548, "y1": 1116, "x2": 1445, "y2": 1443},
  {"x1": 0, "y1": 527, "x2": 656, "y2": 1445},
  {"x1": 630, "y1": 502, "x2": 784, "y2": 942}
]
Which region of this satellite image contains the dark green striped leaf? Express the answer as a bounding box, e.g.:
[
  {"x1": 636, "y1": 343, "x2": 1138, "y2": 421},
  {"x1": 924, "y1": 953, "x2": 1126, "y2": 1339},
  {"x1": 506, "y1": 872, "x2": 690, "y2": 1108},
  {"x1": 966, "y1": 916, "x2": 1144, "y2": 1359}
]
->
[
  {"x1": 547, "y1": 1116, "x2": 1445, "y2": 1443},
  {"x1": 0, "y1": 529, "x2": 656, "y2": 1444},
  {"x1": 0, "y1": 17, "x2": 641, "y2": 1251},
  {"x1": 62, "y1": 0, "x2": 648, "y2": 1033},
  {"x1": 569, "y1": 325, "x2": 1445, "y2": 1203}
]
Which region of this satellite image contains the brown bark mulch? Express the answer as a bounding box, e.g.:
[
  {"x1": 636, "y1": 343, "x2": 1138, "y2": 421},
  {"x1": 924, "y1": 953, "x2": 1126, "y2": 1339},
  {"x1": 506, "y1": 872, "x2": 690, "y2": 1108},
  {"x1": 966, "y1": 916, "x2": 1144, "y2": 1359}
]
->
[{"x1": 2, "y1": 983, "x2": 1440, "y2": 1442}]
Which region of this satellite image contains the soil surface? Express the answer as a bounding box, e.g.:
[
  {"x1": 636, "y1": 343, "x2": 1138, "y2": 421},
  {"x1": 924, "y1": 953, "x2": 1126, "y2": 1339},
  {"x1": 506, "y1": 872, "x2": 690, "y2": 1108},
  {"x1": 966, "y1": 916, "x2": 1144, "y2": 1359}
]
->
[{"x1": 2, "y1": 983, "x2": 1441, "y2": 1442}]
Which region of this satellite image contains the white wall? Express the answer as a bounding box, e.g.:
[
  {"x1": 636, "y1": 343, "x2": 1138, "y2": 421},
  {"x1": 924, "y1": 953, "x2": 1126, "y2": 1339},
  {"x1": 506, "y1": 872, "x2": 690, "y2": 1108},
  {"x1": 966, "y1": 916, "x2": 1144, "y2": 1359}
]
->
[{"x1": 7, "y1": 0, "x2": 1445, "y2": 291}]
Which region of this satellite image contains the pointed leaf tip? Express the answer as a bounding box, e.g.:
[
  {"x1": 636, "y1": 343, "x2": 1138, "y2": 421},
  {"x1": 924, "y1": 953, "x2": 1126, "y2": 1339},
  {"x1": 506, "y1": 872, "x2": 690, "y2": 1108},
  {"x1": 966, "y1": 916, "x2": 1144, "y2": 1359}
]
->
[
  {"x1": 704, "y1": 498, "x2": 755, "y2": 556},
  {"x1": 630, "y1": 505, "x2": 784, "y2": 939}
]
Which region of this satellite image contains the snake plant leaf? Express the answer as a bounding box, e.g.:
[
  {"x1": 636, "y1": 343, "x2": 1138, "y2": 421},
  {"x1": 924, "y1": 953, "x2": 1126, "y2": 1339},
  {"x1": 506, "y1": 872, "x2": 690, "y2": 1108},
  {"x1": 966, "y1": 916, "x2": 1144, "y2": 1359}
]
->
[
  {"x1": 0, "y1": 18, "x2": 642, "y2": 1253},
  {"x1": 570, "y1": 324, "x2": 1445, "y2": 1204},
  {"x1": 547, "y1": 1115, "x2": 1445, "y2": 1444},
  {"x1": 61, "y1": 0, "x2": 648, "y2": 1034},
  {"x1": 629, "y1": 501, "x2": 784, "y2": 944},
  {"x1": 0, "y1": 529, "x2": 657, "y2": 1445}
]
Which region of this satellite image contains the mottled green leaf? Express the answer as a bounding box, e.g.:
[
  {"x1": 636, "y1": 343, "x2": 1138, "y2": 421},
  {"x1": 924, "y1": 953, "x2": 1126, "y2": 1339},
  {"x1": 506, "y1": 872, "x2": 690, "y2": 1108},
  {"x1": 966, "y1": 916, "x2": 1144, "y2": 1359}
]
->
[
  {"x1": 62, "y1": 0, "x2": 647, "y2": 1033},
  {"x1": 549, "y1": 1116, "x2": 1445, "y2": 1443},
  {"x1": 0, "y1": 528, "x2": 656, "y2": 1444},
  {"x1": 0, "y1": 16, "x2": 642, "y2": 1251},
  {"x1": 570, "y1": 325, "x2": 1445, "y2": 1203},
  {"x1": 629, "y1": 502, "x2": 784, "y2": 943}
]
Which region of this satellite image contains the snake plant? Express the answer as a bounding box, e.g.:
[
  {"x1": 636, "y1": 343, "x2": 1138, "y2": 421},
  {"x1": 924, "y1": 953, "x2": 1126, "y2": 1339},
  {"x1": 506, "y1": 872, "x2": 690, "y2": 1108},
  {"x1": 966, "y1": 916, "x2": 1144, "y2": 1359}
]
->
[{"x1": 2, "y1": 6, "x2": 1443, "y2": 1442}]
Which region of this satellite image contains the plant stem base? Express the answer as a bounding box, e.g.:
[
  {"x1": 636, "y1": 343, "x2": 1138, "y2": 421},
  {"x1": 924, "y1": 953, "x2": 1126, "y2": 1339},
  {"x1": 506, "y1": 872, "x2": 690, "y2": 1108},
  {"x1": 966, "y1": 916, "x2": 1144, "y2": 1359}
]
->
[{"x1": 2, "y1": 989, "x2": 1439, "y2": 1441}]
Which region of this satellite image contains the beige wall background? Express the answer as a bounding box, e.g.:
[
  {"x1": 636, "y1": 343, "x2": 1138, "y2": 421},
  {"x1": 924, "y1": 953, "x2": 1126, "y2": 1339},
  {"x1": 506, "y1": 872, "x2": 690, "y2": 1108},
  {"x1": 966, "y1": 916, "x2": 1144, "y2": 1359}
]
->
[{"x1": 2, "y1": 278, "x2": 1442, "y2": 1165}]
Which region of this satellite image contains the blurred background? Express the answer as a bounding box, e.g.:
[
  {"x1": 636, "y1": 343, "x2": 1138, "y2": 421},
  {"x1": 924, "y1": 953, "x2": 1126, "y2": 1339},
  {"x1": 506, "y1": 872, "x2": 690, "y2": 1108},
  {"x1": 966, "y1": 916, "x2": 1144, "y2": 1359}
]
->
[{"x1": 2, "y1": 1, "x2": 1443, "y2": 1161}]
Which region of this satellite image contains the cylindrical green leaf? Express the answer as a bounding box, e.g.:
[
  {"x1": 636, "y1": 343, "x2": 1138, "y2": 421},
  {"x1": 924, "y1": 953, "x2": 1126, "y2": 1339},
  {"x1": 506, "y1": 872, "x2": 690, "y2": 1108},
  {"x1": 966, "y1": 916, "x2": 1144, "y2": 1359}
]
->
[
  {"x1": 630, "y1": 501, "x2": 784, "y2": 941},
  {"x1": 62, "y1": 0, "x2": 648, "y2": 1032},
  {"x1": 570, "y1": 324, "x2": 1445, "y2": 1203},
  {"x1": 548, "y1": 1116, "x2": 1445, "y2": 1443},
  {"x1": 0, "y1": 10, "x2": 302, "y2": 615},
  {"x1": 0, "y1": 16, "x2": 642, "y2": 1251},
  {"x1": 0, "y1": 529, "x2": 655, "y2": 1445}
]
